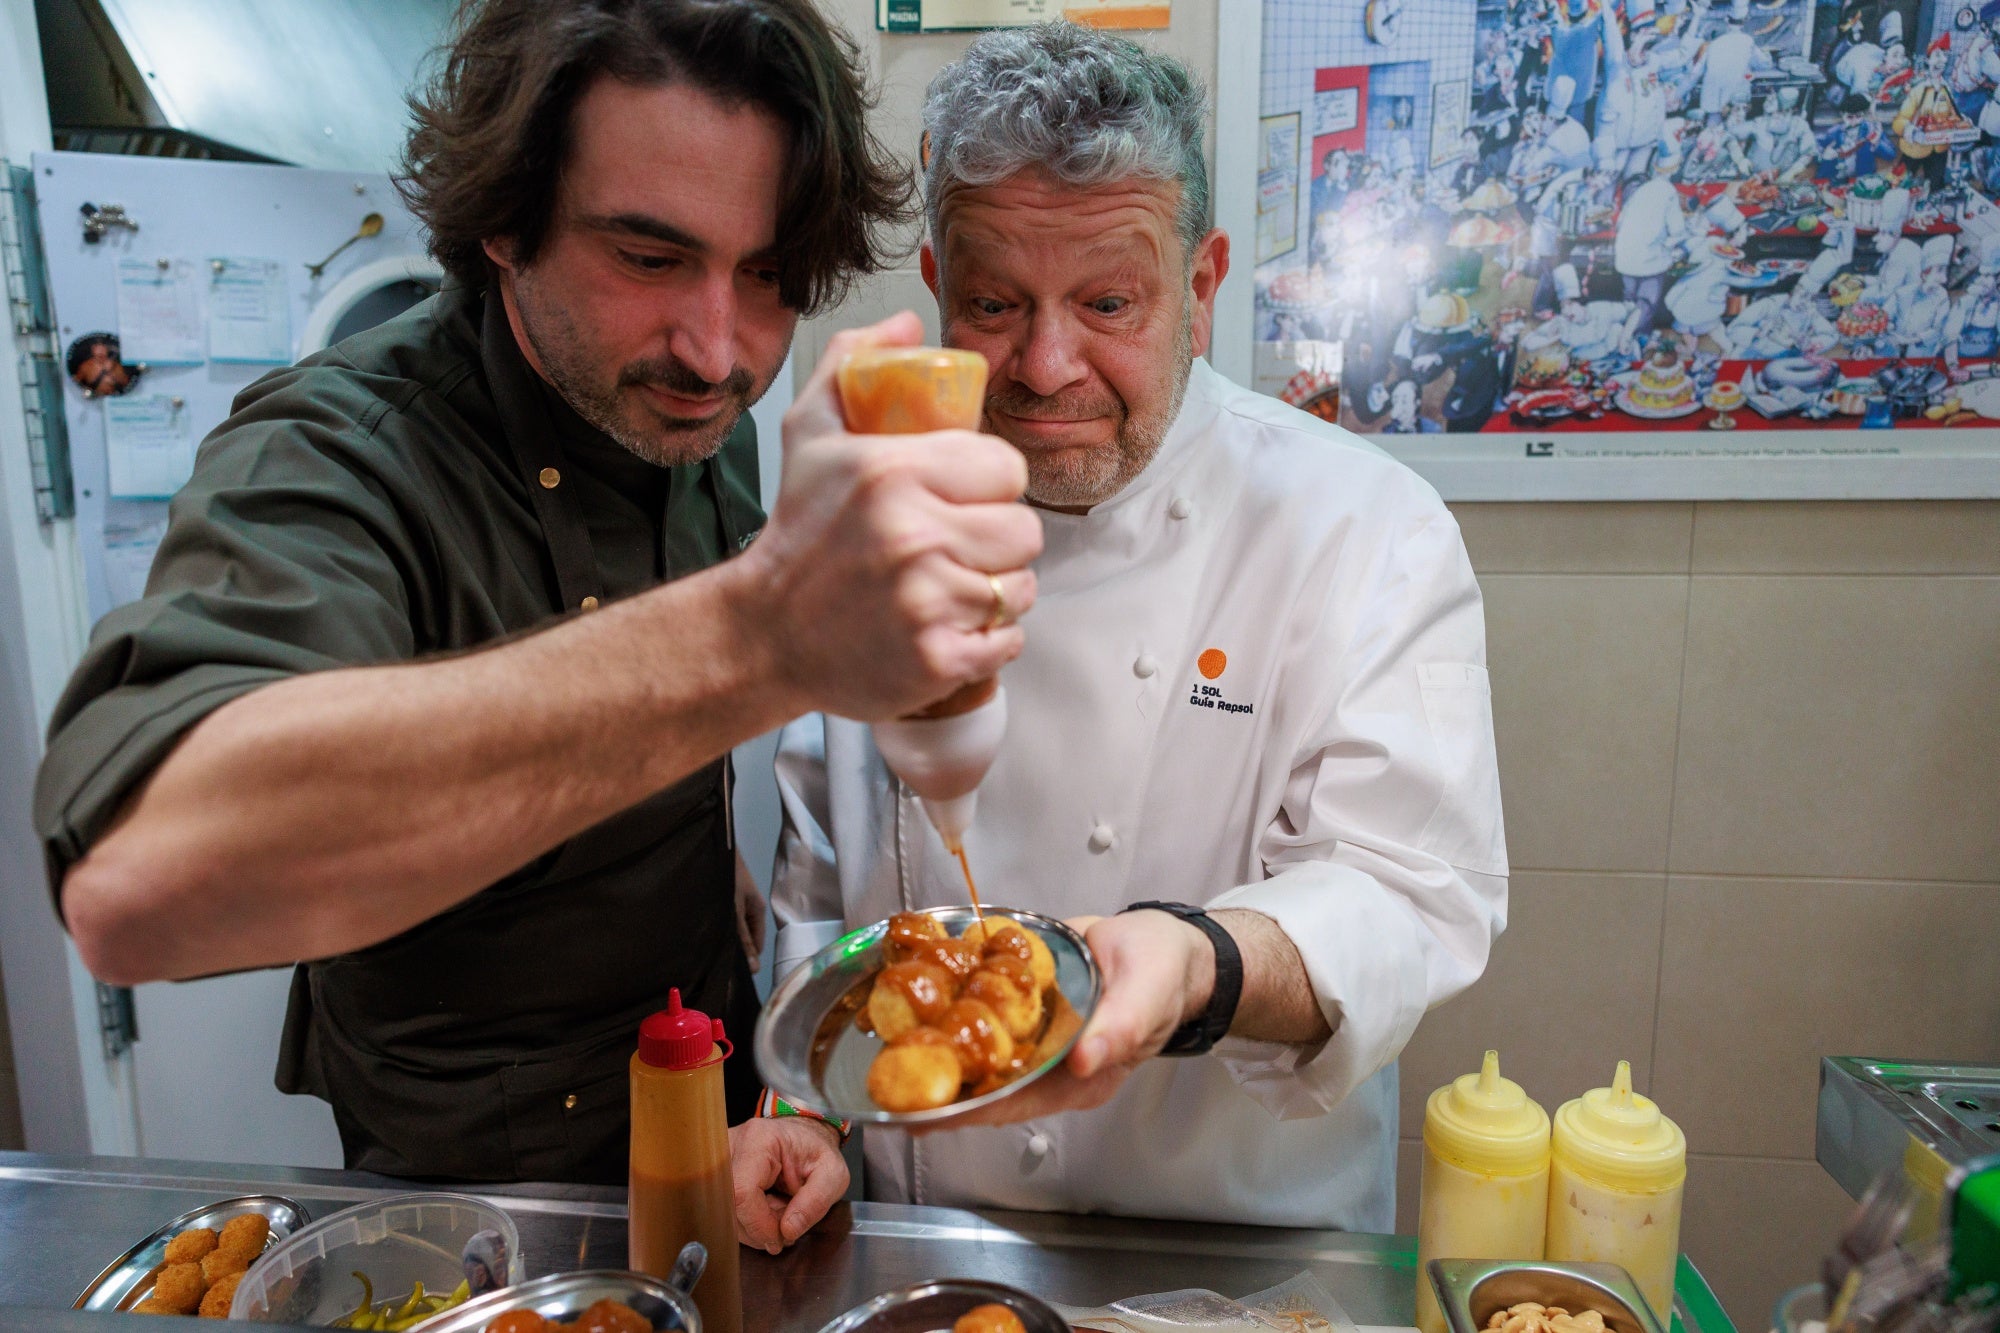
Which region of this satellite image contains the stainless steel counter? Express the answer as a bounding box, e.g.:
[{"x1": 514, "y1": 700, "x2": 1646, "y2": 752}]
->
[
  {"x1": 1817, "y1": 1056, "x2": 2000, "y2": 1201},
  {"x1": 0, "y1": 1152, "x2": 1735, "y2": 1333}
]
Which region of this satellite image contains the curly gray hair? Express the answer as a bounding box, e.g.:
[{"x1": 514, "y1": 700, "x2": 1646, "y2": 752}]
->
[{"x1": 920, "y1": 22, "x2": 1211, "y2": 260}]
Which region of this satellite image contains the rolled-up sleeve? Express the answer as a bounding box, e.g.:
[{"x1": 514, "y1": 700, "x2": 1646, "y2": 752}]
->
[
  {"x1": 34, "y1": 392, "x2": 424, "y2": 913},
  {"x1": 1208, "y1": 509, "x2": 1507, "y2": 1119}
]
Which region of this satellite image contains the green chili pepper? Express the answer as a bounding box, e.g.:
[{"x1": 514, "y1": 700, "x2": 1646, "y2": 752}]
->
[{"x1": 334, "y1": 1271, "x2": 377, "y2": 1328}]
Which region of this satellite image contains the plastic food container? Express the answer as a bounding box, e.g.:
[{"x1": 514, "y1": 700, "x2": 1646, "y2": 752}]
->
[{"x1": 231, "y1": 1191, "x2": 523, "y2": 1323}]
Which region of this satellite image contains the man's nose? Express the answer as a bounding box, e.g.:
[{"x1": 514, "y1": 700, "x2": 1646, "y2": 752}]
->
[
  {"x1": 666, "y1": 275, "x2": 739, "y2": 387},
  {"x1": 1011, "y1": 308, "x2": 1089, "y2": 398}
]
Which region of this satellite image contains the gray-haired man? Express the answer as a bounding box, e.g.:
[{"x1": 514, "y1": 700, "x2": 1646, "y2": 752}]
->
[{"x1": 769, "y1": 23, "x2": 1505, "y2": 1229}]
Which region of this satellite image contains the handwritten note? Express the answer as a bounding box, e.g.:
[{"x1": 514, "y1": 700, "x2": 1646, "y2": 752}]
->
[
  {"x1": 208, "y1": 257, "x2": 292, "y2": 363},
  {"x1": 115, "y1": 258, "x2": 204, "y2": 365},
  {"x1": 105, "y1": 396, "x2": 195, "y2": 499}
]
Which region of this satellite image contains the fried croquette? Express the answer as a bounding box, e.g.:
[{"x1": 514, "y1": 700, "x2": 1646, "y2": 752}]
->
[
  {"x1": 940, "y1": 997, "x2": 1013, "y2": 1082},
  {"x1": 954, "y1": 1303, "x2": 1029, "y2": 1333},
  {"x1": 963, "y1": 920, "x2": 1056, "y2": 993},
  {"x1": 567, "y1": 1297, "x2": 653, "y2": 1332},
  {"x1": 865, "y1": 960, "x2": 954, "y2": 1041},
  {"x1": 198, "y1": 1270, "x2": 242, "y2": 1319},
  {"x1": 150, "y1": 1262, "x2": 206, "y2": 1314},
  {"x1": 963, "y1": 963, "x2": 1044, "y2": 1043},
  {"x1": 130, "y1": 1297, "x2": 178, "y2": 1315},
  {"x1": 482, "y1": 1312, "x2": 551, "y2": 1333},
  {"x1": 200, "y1": 1247, "x2": 249, "y2": 1283},
  {"x1": 867, "y1": 1040, "x2": 964, "y2": 1112},
  {"x1": 216, "y1": 1212, "x2": 270, "y2": 1259},
  {"x1": 883, "y1": 912, "x2": 946, "y2": 962},
  {"x1": 908, "y1": 935, "x2": 983, "y2": 980},
  {"x1": 162, "y1": 1228, "x2": 219, "y2": 1265}
]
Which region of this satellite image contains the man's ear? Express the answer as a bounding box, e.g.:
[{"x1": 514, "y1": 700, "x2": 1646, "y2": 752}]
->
[
  {"x1": 1188, "y1": 228, "x2": 1231, "y2": 359},
  {"x1": 920, "y1": 241, "x2": 940, "y2": 300},
  {"x1": 482, "y1": 237, "x2": 518, "y2": 275}
]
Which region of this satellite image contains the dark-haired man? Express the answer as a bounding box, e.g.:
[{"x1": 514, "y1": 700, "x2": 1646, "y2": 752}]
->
[{"x1": 33, "y1": 0, "x2": 1040, "y2": 1248}]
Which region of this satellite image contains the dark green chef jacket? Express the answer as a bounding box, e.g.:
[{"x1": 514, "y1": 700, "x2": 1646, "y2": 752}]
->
[{"x1": 34, "y1": 282, "x2": 768, "y2": 1184}]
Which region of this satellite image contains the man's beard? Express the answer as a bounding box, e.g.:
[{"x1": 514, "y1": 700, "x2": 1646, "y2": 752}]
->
[
  {"x1": 513, "y1": 273, "x2": 770, "y2": 468},
  {"x1": 985, "y1": 307, "x2": 1194, "y2": 510}
]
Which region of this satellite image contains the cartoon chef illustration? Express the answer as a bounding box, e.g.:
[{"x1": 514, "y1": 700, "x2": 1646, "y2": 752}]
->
[
  {"x1": 1943, "y1": 237, "x2": 2000, "y2": 374},
  {"x1": 1726, "y1": 280, "x2": 1838, "y2": 359},
  {"x1": 1693, "y1": 0, "x2": 1778, "y2": 117},
  {"x1": 1522, "y1": 262, "x2": 1645, "y2": 364},
  {"x1": 1883, "y1": 234, "x2": 1957, "y2": 356},
  {"x1": 1749, "y1": 86, "x2": 1817, "y2": 180}
]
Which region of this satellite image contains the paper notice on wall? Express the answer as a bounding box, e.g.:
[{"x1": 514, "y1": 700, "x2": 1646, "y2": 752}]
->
[
  {"x1": 880, "y1": 0, "x2": 1167, "y2": 30},
  {"x1": 207, "y1": 257, "x2": 292, "y2": 363},
  {"x1": 105, "y1": 395, "x2": 196, "y2": 499},
  {"x1": 115, "y1": 257, "x2": 205, "y2": 365},
  {"x1": 102, "y1": 519, "x2": 168, "y2": 608}
]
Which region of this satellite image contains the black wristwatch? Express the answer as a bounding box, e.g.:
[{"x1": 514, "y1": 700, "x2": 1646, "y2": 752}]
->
[{"x1": 1121, "y1": 901, "x2": 1243, "y2": 1056}]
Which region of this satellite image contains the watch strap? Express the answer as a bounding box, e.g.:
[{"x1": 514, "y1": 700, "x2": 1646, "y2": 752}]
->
[{"x1": 1122, "y1": 901, "x2": 1243, "y2": 1056}]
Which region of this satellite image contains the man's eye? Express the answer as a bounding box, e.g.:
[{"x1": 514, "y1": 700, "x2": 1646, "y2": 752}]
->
[
  {"x1": 749, "y1": 268, "x2": 782, "y2": 287},
  {"x1": 1090, "y1": 297, "x2": 1129, "y2": 315},
  {"x1": 619, "y1": 251, "x2": 677, "y2": 272},
  {"x1": 970, "y1": 298, "x2": 1008, "y2": 316}
]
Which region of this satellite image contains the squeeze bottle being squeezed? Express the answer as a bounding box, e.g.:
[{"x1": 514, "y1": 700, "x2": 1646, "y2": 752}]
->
[
  {"x1": 629, "y1": 990, "x2": 741, "y2": 1333},
  {"x1": 1545, "y1": 1060, "x2": 1686, "y2": 1323},
  {"x1": 838, "y1": 346, "x2": 1006, "y2": 854},
  {"x1": 1414, "y1": 1050, "x2": 1552, "y2": 1333}
]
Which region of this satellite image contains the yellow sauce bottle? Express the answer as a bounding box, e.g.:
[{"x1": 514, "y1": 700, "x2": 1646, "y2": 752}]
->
[
  {"x1": 1416, "y1": 1050, "x2": 1552, "y2": 1333},
  {"x1": 1545, "y1": 1060, "x2": 1686, "y2": 1323}
]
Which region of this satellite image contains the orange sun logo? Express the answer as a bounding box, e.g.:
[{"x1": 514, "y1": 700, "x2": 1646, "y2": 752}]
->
[{"x1": 1197, "y1": 648, "x2": 1227, "y2": 680}]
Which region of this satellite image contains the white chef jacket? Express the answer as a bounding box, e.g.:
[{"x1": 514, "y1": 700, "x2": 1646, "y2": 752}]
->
[
  {"x1": 770, "y1": 360, "x2": 1508, "y2": 1231},
  {"x1": 1699, "y1": 28, "x2": 1774, "y2": 115},
  {"x1": 1614, "y1": 177, "x2": 1690, "y2": 277}
]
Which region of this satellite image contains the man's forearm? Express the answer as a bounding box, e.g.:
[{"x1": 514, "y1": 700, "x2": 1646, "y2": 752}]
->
[
  {"x1": 1213, "y1": 908, "x2": 1334, "y2": 1046},
  {"x1": 64, "y1": 555, "x2": 802, "y2": 984}
]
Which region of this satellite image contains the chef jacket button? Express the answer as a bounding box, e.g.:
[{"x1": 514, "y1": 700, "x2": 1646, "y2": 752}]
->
[
  {"x1": 1088, "y1": 823, "x2": 1115, "y2": 852},
  {"x1": 563, "y1": 1093, "x2": 578, "y2": 1110},
  {"x1": 1133, "y1": 654, "x2": 1158, "y2": 678},
  {"x1": 1168, "y1": 496, "x2": 1191, "y2": 520},
  {"x1": 580, "y1": 595, "x2": 599, "y2": 611},
  {"x1": 539, "y1": 467, "x2": 561, "y2": 489},
  {"x1": 1026, "y1": 1132, "x2": 1051, "y2": 1158}
]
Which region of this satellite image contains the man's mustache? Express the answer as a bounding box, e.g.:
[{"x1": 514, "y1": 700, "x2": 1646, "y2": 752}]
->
[
  {"x1": 620, "y1": 358, "x2": 755, "y2": 401},
  {"x1": 986, "y1": 385, "x2": 1124, "y2": 422}
]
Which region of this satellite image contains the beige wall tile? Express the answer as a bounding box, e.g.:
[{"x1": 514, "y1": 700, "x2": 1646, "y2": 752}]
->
[
  {"x1": 1651, "y1": 877, "x2": 2000, "y2": 1160},
  {"x1": 1397, "y1": 1137, "x2": 1422, "y2": 1235},
  {"x1": 1680, "y1": 1155, "x2": 1854, "y2": 1333},
  {"x1": 1670, "y1": 575, "x2": 2000, "y2": 881},
  {"x1": 1451, "y1": 504, "x2": 1694, "y2": 575},
  {"x1": 1692, "y1": 501, "x2": 2000, "y2": 575},
  {"x1": 1400, "y1": 872, "x2": 1666, "y2": 1130},
  {"x1": 1484, "y1": 575, "x2": 1688, "y2": 872}
]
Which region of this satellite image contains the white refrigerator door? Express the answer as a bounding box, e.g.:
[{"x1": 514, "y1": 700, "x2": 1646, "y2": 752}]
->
[{"x1": 33, "y1": 150, "x2": 439, "y2": 1169}]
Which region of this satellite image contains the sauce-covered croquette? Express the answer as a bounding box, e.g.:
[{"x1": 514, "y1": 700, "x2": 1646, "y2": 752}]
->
[
  {"x1": 483, "y1": 1311, "x2": 552, "y2": 1333},
  {"x1": 150, "y1": 1262, "x2": 206, "y2": 1314},
  {"x1": 200, "y1": 1246, "x2": 249, "y2": 1283},
  {"x1": 198, "y1": 1270, "x2": 242, "y2": 1319},
  {"x1": 567, "y1": 1298, "x2": 652, "y2": 1332},
  {"x1": 954, "y1": 1303, "x2": 1028, "y2": 1333},
  {"x1": 162, "y1": 1228, "x2": 218, "y2": 1265}
]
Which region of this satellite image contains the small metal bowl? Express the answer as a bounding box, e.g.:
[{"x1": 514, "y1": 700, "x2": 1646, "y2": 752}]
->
[
  {"x1": 755, "y1": 906, "x2": 1100, "y2": 1126},
  {"x1": 813, "y1": 1279, "x2": 1070, "y2": 1333},
  {"x1": 415, "y1": 1270, "x2": 698, "y2": 1332},
  {"x1": 72, "y1": 1194, "x2": 310, "y2": 1311},
  {"x1": 1426, "y1": 1259, "x2": 1668, "y2": 1333}
]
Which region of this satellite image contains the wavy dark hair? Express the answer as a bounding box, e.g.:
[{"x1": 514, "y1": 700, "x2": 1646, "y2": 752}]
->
[{"x1": 398, "y1": 0, "x2": 914, "y2": 314}]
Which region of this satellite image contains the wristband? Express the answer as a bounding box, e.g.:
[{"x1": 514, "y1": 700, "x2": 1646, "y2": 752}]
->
[
  {"x1": 756, "y1": 1089, "x2": 852, "y2": 1142},
  {"x1": 1121, "y1": 901, "x2": 1243, "y2": 1056}
]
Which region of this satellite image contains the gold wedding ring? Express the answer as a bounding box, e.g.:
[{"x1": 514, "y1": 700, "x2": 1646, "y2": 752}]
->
[{"x1": 984, "y1": 573, "x2": 1009, "y2": 632}]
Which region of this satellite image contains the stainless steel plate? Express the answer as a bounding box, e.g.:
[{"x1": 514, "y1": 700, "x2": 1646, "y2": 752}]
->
[
  {"x1": 813, "y1": 1279, "x2": 1070, "y2": 1333},
  {"x1": 72, "y1": 1193, "x2": 310, "y2": 1312},
  {"x1": 416, "y1": 1270, "x2": 697, "y2": 1332},
  {"x1": 1426, "y1": 1259, "x2": 1667, "y2": 1333},
  {"x1": 755, "y1": 906, "x2": 1100, "y2": 1126}
]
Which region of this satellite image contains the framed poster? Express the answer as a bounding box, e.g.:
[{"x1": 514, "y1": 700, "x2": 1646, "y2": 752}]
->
[
  {"x1": 1230, "y1": 0, "x2": 2000, "y2": 499},
  {"x1": 1259, "y1": 112, "x2": 1303, "y2": 261}
]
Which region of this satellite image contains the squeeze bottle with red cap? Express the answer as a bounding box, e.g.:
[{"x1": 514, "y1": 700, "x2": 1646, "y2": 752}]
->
[{"x1": 629, "y1": 989, "x2": 741, "y2": 1333}]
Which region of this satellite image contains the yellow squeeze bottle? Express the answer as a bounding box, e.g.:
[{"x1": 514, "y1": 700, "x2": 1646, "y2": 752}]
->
[
  {"x1": 1415, "y1": 1050, "x2": 1552, "y2": 1333},
  {"x1": 1545, "y1": 1060, "x2": 1687, "y2": 1323}
]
